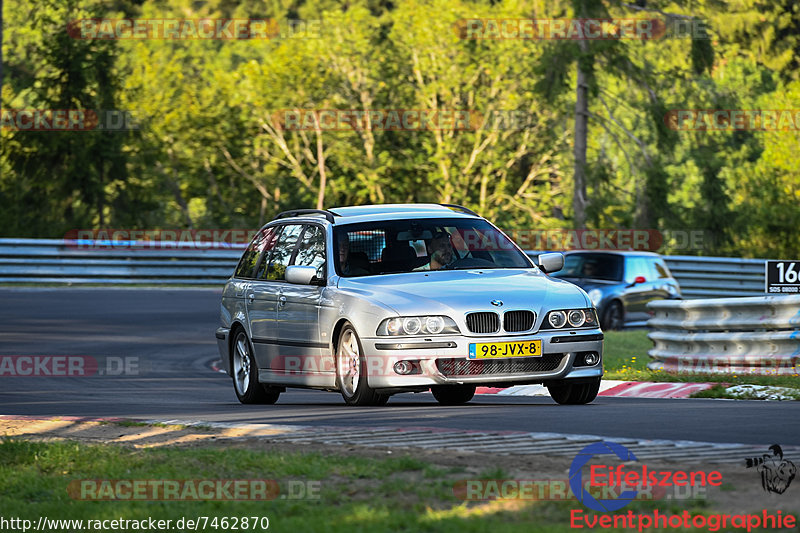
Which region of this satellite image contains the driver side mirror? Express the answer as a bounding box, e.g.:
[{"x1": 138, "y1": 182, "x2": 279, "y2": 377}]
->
[
  {"x1": 627, "y1": 275, "x2": 646, "y2": 287},
  {"x1": 537, "y1": 252, "x2": 564, "y2": 274}
]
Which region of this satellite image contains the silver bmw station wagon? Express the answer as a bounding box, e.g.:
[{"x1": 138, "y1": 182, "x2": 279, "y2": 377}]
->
[{"x1": 215, "y1": 204, "x2": 603, "y2": 406}]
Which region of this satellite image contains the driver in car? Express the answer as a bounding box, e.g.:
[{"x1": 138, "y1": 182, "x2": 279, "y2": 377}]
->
[{"x1": 414, "y1": 231, "x2": 455, "y2": 271}]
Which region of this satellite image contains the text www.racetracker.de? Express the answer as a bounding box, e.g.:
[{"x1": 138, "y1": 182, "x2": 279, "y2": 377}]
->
[{"x1": 0, "y1": 516, "x2": 270, "y2": 531}]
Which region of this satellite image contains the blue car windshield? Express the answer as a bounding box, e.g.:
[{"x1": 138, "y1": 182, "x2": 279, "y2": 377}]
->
[
  {"x1": 559, "y1": 253, "x2": 624, "y2": 281},
  {"x1": 334, "y1": 219, "x2": 533, "y2": 277}
]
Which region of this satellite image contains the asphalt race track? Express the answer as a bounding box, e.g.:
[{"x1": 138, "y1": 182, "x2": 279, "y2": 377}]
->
[{"x1": 1, "y1": 288, "x2": 797, "y2": 446}]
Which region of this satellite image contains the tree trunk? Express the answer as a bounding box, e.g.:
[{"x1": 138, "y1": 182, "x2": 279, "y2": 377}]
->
[
  {"x1": 573, "y1": 48, "x2": 589, "y2": 229},
  {"x1": 1, "y1": 0, "x2": 4, "y2": 104},
  {"x1": 314, "y1": 128, "x2": 327, "y2": 210}
]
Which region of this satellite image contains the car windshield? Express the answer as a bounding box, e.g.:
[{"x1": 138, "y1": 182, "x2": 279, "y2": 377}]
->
[
  {"x1": 334, "y1": 218, "x2": 533, "y2": 277},
  {"x1": 558, "y1": 253, "x2": 624, "y2": 282}
]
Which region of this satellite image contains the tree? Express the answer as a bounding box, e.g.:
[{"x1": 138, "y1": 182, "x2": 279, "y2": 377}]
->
[
  {"x1": 0, "y1": 0, "x2": 129, "y2": 236},
  {"x1": 536, "y1": 0, "x2": 714, "y2": 229}
]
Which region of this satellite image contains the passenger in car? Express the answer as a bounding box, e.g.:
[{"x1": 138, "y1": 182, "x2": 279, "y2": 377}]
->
[{"x1": 339, "y1": 235, "x2": 370, "y2": 276}]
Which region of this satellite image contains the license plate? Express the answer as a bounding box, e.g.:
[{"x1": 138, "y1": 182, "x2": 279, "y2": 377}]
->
[{"x1": 468, "y1": 340, "x2": 542, "y2": 359}]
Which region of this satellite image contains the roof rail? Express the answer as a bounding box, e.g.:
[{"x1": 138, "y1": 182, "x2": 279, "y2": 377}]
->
[
  {"x1": 275, "y1": 209, "x2": 338, "y2": 223},
  {"x1": 440, "y1": 204, "x2": 479, "y2": 217}
]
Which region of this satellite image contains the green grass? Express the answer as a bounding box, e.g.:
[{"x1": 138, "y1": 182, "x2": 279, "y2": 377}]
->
[
  {"x1": 0, "y1": 438, "x2": 758, "y2": 532},
  {"x1": 602, "y1": 330, "x2": 652, "y2": 379}
]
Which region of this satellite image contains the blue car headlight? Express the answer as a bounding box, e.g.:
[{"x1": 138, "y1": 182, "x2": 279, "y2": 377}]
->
[{"x1": 588, "y1": 288, "x2": 603, "y2": 306}]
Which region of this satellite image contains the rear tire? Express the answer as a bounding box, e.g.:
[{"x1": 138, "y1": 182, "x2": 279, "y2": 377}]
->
[
  {"x1": 231, "y1": 329, "x2": 281, "y2": 405},
  {"x1": 431, "y1": 385, "x2": 476, "y2": 405},
  {"x1": 336, "y1": 324, "x2": 387, "y2": 406},
  {"x1": 547, "y1": 377, "x2": 600, "y2": 405}
]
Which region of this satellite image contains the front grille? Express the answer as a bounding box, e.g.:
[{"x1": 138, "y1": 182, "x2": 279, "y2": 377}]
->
[
  {"x1": 504, "y1": 310, "x2": 535, "y2": 332},
  {"x1": 436, "y1": 354, "x2": 566, "y2": 376},
  {"x1": 466, "y1": 312, "x2": 500, "y2": 334}
]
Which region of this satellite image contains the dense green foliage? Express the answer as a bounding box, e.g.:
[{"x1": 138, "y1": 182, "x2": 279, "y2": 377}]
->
[{"x1": 1, "y1": 0, "x2": 798, "y2": 257}]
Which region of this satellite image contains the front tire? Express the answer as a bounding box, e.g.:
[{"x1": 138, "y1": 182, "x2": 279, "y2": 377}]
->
[
  {"x1": 231, "y1": 329, "x2": 281, "y2": 405},
  {"x1": 547, "y1": 377, "x2": 601, "y2": 405},
  {"x1": 431, "y1": 385, "x2": 476, "y2": 405},
  {"x1": 336, "y1": 324, "x2": 387, "y2": 406},
  {"x1": 601, "y1": 301, "x2": 624, "y2": 330}
]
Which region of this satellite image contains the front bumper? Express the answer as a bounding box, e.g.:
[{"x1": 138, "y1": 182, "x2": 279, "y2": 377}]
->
[{"x1": 361, "y1": 329, "x2": 603, "y2": 389}]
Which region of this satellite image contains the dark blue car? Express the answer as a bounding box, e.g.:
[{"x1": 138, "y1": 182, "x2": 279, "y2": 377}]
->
[{"x1": 552, "y1": 251, "x2": 682, "y2": 329}]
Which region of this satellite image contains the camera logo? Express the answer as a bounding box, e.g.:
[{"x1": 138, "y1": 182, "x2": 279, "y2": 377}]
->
[{"x1": 745, "y1": 444, "x2": 796, "y2": 495}]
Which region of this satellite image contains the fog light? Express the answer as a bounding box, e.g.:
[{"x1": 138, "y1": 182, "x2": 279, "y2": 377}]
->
[
  {"x1": 394, "y1": 360, "x2": 414, "y2": 375},
  {"x1": 583, "y1": 352, "x2": 600, "y2": 366}
]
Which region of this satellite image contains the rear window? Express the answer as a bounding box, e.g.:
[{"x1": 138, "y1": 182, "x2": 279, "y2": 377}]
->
[{"x1": 234, "y1": 228, "x2": 275, "y2": 279}]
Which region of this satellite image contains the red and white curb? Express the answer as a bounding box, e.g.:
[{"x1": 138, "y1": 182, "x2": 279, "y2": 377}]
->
[
  {"x1": 208, "y1": 360, "x2": 795, "y2": 400},
  {"x1": 476, "y1": 381, "x2": 718, "y2": 399}
]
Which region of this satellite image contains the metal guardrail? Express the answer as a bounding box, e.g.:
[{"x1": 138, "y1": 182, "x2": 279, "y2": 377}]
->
[
  {"x1": 646, "y1": 295, "x2": 800, "y2": 375},
  {"x1": 0, "y1": 238, "x2": 773, "y2": 295},
  {"x1": 0, "y1": 238, "x2": 243, "y2": 285},
  {"x1": 661, "y1": 255, "x2": 766, "y2": 299}
]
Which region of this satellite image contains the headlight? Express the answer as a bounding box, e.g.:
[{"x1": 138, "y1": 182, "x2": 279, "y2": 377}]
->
[
  {"x1": 588, "y1": 289, "x2": 603, "y2": 306},
  {"x1": 542, "y1": 308, "x2": 597, "y2": 329},
  {"x1": 548, "y1": 310, "x2": 567, "y2": 328},
  {"x1": 567, "y1": 309, "x2": 585, "y2": 328},
  {"x1": 425, "y1": 316, "x2": 445, "y2": 334},
  {"x1": 403, "y1": 317, "x2": 422, "y2": 335},
  {"x1": 377, "y1": 316, "x2": 460, "y2": 336}
]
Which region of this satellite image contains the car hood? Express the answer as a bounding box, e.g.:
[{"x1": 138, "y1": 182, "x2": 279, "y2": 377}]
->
[{"x1": 337, "y1": 269, "x2": 590, "y2": 316}]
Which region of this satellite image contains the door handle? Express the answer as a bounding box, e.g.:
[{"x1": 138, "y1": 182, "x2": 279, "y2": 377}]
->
[
  {"x1": 278, "y1": 295, "x2": 287, "y2": 307},
  {"x1": 247, "y1": 293, "x2": 255, "y2": 303}
]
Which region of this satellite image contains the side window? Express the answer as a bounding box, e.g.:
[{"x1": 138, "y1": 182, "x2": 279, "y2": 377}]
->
[
  {"x1": 293, "y1": 225, "x2": 326, "y2": 278},
  {"x1": 235, "y1": 230, "x2": 270, "y2": 279},
  {"x1": 624, "y1": 257, "x2": 650, "y2": 283},
  {"x1": 263, "y1": 224, "x2": 304, "y2": 281},
  {"x1": 652, "y1": 260, "x2": 671, "y2": 279},
  {"x1": 254, "y1": 226, "x2": 282, "y2": 280}
]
